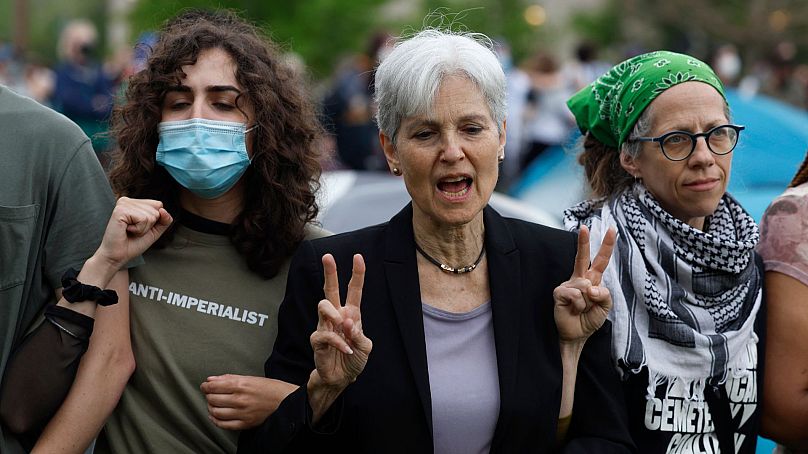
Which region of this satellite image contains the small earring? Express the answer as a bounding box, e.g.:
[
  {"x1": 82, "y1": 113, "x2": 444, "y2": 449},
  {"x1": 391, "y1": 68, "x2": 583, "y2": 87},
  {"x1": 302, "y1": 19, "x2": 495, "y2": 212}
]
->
[
  {"x1": 497, "y1": 155, "x2": 504, "y2": 163},
  {"x1": 392, "y1": 167, "x2": 402, "y2": 176}
]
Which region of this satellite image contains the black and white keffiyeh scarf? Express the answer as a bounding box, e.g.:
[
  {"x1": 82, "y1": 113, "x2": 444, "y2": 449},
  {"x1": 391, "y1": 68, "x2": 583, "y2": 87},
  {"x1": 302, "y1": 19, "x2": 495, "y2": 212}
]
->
[{"x1": 563, "y1": 183, "x2": 762, "y2": 399}]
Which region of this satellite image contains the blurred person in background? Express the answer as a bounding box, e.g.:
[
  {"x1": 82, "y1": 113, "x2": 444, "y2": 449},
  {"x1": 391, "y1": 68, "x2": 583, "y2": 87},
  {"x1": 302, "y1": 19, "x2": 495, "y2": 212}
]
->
[
  {"x1": 495, "y1": 38, "x2": 531, "y2": 189},
  {"x1": 21, "y1": 61, "x2": 56, "y2": 104},
  {"x1": 0, "y1": 44, "x2": 22, "y2": 94},
  {"x1": 129, "y1": 32, "x2": 159, "y2": 77},
  {"x1": 321, "y1": 31, "x2": 391, "y2": 171},
  {"x1": 564, "y1": 41, "x2": 612, "y2": 92},
  {"x1": 0, "y1": 43, "x2": 54, "y2": 103},
  {"x1": 90, "y1": 9, "x2": 327, "y2": 454},
  {"x1": 51, "y1": 19, "x2": 117, "y2": 157},
  {"x1": 758, "y1": 151, "x2": 808, "y2": 453},
  {"x1": 240, "y1": 28, "x2": 634, "y2": 454},
  {"x1": 565, "y1": 51, "x2": 765, "y2": 453},
  {"x1": 0, "y1": 43, "x2": 13, "y2": 84},
  {"x1": 521, "y1": 51, "x2": 575, "y2": 172},
  {"x1": 712, "y1": 44, "x2": 742, "y2": 87},
  {"x1": 761, "y1": 42, "x2": 807, "y2": 109}
]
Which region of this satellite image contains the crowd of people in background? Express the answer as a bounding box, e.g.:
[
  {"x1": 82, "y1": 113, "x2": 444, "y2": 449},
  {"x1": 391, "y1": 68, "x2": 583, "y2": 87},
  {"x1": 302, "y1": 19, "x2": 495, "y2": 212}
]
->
[
  {"x1": 4, "y1": 18, "x2": 808, "y2": 187},
  {"x1": 0, "y1": 20, "x2": 149, "y2": 168}
]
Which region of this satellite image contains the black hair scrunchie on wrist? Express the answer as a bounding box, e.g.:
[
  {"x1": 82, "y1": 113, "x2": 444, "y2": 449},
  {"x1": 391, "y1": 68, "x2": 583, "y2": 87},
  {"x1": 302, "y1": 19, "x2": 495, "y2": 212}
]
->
[{"x1": 60, "y1": 268, "x2": 119, "y2": 306}]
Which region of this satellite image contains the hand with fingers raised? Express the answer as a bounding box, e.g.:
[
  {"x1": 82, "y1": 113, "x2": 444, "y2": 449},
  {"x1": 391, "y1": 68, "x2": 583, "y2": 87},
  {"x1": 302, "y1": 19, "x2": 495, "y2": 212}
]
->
[
  {"x1": 553, "y1": 224, "x2": 617, "y2": 346},
  {"x1": 307, "y1": 253, "x2": 373, "y2": 423},
  {"x1": 553, "y1": 225, "x2": 617, "y2": 419}
]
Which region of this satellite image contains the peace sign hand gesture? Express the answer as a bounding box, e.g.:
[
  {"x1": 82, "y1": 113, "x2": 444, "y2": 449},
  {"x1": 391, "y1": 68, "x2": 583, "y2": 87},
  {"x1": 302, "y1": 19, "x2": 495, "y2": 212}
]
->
[
  {"x1": 309, "y1": 254, "x2": 373, "y2": 392},
  {"x1": 553, "y1": 225, "x2": 617, "y2": 345}
]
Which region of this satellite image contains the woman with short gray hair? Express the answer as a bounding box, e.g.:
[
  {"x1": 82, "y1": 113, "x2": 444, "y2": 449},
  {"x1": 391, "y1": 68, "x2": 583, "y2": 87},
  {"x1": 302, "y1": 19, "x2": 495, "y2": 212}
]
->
[
  {"x1": 240, "y1": 28, "x2": 634, "y2": 454},
  {"x1": 374, "y1": 29, "x2": 507, "y2": 141}
]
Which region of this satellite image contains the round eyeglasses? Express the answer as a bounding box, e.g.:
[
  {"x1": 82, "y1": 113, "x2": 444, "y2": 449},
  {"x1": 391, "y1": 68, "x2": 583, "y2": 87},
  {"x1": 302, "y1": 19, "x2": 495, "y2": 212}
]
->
[{"x1": 631, "y1": 124, "x2": 745, "y2": 161}]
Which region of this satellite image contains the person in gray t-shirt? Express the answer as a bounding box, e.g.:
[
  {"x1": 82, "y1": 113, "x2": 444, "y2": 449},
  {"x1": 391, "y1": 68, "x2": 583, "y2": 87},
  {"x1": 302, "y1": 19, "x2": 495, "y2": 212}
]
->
[{"x1": 0, "y1": 85, "x2": 169, "y2": 453}]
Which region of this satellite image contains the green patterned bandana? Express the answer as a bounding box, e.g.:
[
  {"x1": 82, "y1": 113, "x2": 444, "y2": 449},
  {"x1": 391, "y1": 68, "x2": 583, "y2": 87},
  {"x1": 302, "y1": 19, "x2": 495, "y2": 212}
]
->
[{"x1": 567, "y1": 51, "x2": 725, "y2": 148}]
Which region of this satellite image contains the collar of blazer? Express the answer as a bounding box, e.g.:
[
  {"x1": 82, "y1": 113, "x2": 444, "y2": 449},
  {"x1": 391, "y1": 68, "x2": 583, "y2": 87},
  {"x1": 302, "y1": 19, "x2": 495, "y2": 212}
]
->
[{"x1": 381, "y1": 202, "x2": 523, "y2": 447}]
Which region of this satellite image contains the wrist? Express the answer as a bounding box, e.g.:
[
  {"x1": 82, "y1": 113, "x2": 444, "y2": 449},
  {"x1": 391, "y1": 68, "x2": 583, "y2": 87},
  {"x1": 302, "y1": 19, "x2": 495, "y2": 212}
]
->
[
  {"x1": 307, "y1": 370, "x2": 347, "y2": 398},
  {"x1": 307, "y1": 370, "x2": 346, "y2": 425},
  {"x1": 559, "y1": 341, "x2": 585, "y2": 374},
  {"x1": 80, "y1": 254, "x2": 121, "y2": 289},
  {"x1": 559, "y1": 340, "x2": 585, "y2": 359},
  {"x1": 55, "y1": 259, "x2": 121, "y2": 317}
]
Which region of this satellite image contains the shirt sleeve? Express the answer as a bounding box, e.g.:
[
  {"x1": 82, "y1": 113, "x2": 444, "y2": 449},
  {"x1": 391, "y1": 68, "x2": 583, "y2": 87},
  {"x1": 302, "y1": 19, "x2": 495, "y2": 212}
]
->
[
  {"x1": 757, "y1": 189, "x2": 808, "y2": 286},
  {"x1": 43, "y1": 139, "x2": 116, "y2": 289}
]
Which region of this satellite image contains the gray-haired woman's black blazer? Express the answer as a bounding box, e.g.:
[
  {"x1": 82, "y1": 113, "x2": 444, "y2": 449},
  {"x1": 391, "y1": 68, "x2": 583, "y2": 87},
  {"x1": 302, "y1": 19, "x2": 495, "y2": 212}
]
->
[{"x1": 239, "y1": 204, "x2": 635, "y2": 454}]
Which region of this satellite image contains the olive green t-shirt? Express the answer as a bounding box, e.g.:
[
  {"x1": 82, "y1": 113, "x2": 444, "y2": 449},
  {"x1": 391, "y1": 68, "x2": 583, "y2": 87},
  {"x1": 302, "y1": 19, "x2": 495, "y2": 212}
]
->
[
  {"x1": 0, "y1": 85, "x2": 115, "y2": 454},
  {"x1": 97, "y1": 224, "x2": 328, "y2": 454}
]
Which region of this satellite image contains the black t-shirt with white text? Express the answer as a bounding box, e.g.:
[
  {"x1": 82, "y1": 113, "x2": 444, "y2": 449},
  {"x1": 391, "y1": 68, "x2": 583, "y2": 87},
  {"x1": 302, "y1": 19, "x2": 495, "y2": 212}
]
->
[{"x1": 621, "y1": 304, "x2": 765, "y2": 454}]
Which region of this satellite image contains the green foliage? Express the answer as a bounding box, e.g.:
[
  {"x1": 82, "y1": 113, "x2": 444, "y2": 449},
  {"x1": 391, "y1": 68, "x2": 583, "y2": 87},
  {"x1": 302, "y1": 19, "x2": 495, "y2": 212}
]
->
[
  {"x1": 0, "y1": 3, "x2": 10, "y2": 42},
  {"x1": 419, "y1": 1, "x2": 548, "y2": 65},
  {"x1": 9, "y1": 0, "x2": 808, "y2": 85},
  {"x1": 254, "y1": 0, "x2": 391, "y2": 78},
  {"x1": 1, "y1": 0, "x2": 107, "y2": 64},
  {"x1": 569, "y1": 0, "x2": 622, "y2": 49},
  {"x1": 127, "y1": 0, "x2": 555, "y2": 78},
  {"x1": 4, "y1": 0, "x2": 562, "y2": 81},
  {"x1": 129, "y1": 0, "x2": 393, "y2": 78},
  {"x1": 129, "y1": 0, "x2": 240, "y2": 31}
]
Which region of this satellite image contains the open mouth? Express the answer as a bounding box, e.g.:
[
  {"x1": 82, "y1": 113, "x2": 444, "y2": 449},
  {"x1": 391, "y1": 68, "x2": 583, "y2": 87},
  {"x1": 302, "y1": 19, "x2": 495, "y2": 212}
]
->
[{"x1": 437, "y1": 176, "x2": 473, "y2": 198}]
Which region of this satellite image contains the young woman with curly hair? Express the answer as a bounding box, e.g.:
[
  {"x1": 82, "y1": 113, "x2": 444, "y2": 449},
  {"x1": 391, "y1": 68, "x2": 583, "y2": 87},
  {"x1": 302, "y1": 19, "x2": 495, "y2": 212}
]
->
[{"x1": 90, "y1": 9, "x2": 327, "y2": 454}]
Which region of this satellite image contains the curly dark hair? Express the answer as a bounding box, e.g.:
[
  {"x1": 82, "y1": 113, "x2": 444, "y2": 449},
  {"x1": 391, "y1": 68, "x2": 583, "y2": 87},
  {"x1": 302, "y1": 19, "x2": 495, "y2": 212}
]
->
[
  {"x1": 108, "y1": 9, "x2": 322, "y2": 279},
  {"x1": 790, "y1": 150, "x2": 808, "y2": 188}
]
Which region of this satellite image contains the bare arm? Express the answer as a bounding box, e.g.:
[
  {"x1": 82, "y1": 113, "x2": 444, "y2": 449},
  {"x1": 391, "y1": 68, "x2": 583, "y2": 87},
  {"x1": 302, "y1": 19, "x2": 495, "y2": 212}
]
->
[
  {"x1": 29, "y1": 197, "x2": 172, "y2": 453},
  {"x1": 554, "y1": 225, "x2": 616, "y2": 419},
  {"x1": 30, "y1": 270, "x2": 134, "y2": 454},
  {"x1": 558, "y1": 343, "x2": 584, "y2": 419},
  {"x1": 307, "y1": 254, "x2": 372, "y2": 424},
  {"x1": 761, "y1": 271, "x2": 808, "y2": 450}
]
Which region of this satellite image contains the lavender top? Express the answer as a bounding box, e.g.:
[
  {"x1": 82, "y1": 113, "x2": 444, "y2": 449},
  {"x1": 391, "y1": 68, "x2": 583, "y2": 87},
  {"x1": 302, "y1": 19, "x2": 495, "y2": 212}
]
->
[{"x1": 422, "y1": 301, "x2": 500, "y2": 454}]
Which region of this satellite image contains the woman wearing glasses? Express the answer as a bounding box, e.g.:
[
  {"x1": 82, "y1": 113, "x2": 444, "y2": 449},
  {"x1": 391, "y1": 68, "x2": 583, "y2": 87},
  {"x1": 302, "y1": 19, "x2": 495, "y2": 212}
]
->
[{"x1": 563, "y1": 51, "x2": 764, "y2": 453}]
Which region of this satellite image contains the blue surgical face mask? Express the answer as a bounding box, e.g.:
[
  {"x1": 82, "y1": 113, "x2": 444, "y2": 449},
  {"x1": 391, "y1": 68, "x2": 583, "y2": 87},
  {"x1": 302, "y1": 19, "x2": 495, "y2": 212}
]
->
[{"x1": 156, "y1": 118, "x2": 255, "y2": 199}]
